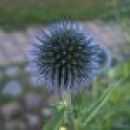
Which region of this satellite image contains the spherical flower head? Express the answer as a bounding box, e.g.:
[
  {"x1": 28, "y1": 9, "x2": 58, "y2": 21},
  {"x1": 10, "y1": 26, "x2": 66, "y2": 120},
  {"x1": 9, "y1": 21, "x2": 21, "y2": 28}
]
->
[{"x1": 30, "y1": 21, "x2": 110, "y2": 93}]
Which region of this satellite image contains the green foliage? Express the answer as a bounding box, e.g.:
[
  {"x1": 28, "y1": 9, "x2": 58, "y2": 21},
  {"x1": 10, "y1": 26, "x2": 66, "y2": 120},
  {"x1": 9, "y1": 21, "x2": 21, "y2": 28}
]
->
[
  {"x1": 43, "y1": 62, "x2": 130, "y2": 130},
  {"x1": 0, "y1": 0, "x2": 130, "y2": 29},
  {"x1": 0, "y1": 0, "x2": 110, "y2": 29}
]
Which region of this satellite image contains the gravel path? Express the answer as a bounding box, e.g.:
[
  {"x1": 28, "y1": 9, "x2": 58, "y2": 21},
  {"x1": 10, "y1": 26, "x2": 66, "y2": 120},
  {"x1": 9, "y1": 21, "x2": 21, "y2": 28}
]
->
[{"x1": 0, "y1": 22, "x2": 129, "y2": 65}]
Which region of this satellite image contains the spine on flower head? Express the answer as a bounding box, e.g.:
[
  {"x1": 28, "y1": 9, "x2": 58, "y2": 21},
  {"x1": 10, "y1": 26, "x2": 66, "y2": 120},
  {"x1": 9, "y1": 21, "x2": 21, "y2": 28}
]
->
[{"x1": 30, "y1": 21, "x2": 110, "y2": 93}]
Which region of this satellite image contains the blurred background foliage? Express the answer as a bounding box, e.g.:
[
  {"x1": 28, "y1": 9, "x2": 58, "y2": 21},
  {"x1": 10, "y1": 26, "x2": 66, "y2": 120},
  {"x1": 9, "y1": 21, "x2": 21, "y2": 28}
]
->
[
  {"x1": 0, "y1": 0, "x2": 129, "y2": 29},
  {"x1": 0, "y1": 0, "x2": 130, "y2": 130}
]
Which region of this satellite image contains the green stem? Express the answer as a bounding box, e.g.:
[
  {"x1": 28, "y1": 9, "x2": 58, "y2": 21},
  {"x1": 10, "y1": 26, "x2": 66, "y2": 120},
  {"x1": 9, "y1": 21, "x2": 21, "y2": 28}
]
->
[
  {"x1": 61, "y1": 91, "x2": 77, "y2": 130},
  {"x1": 92, "y1": 77, "x2": 98, "y2": 100},
  {"x1": 81, "y1": 75, "x2": 128, "y2": 128}
]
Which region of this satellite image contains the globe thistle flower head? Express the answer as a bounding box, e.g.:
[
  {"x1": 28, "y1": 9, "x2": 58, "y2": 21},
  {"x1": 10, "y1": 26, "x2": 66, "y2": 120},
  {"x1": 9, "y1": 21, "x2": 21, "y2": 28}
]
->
[{"x1": 30, "y1": 21, "x2": 109, "y2": 93}]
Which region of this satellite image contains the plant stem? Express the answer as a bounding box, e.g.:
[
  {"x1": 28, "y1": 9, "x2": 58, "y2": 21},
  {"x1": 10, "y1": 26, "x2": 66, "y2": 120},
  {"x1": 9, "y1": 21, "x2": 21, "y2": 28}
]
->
[
  {"x1": 81, "y1": 75, "x2": 129, "y2": 128},
  {"x1": 62, "y1": 90, "x2": 77, "y2": 130},
  {"x1": 92, "y1": 77, "x2": 98, "y2": 100}
]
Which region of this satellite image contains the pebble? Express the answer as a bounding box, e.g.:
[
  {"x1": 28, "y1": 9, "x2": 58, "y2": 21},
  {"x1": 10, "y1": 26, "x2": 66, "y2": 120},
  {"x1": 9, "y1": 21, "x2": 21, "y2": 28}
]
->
[
  {"x1": 24, "y1": 92, "x2": 43, "y2": 109},
  {"x1": 5, "y1": 120, "x2": 26, "y2": 130},
  {"x1": 2, "y1": 80, "x2": 22, "y2": 96},
  {"x1": 26, "y1": 114, "x2": 41, "y2": 126},
  {"x1": 5, "y1": 66, "x2": 20, "y2": 77},
  {"x1": 42, "y1": 107, "x2": 52, "y2": 117},
  {"x1": 1, "y1": 103, "x2": 22, "y2": 120}
]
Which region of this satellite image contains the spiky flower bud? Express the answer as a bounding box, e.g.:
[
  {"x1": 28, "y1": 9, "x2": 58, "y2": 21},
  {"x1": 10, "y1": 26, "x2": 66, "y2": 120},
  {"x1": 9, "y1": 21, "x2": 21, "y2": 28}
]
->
[{"x1": 30, "y1": 21, "x2": 110, "y2": 93}]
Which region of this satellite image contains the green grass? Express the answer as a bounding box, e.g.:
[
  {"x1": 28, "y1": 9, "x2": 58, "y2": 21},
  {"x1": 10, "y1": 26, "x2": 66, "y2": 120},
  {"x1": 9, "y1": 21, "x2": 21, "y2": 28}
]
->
[
  {"x1": 0, "y1": 0, "x2": 111, "y2": 29},
  {"x1": 43, "y1": 61, "x2": 130, "y2": 130},
  {"x1": 0, "y1": 0, "x2": 130, "y2": 29}
]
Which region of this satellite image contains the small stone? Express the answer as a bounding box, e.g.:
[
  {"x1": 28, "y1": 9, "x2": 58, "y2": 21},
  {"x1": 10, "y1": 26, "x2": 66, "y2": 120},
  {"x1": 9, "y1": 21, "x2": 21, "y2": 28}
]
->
[
  {"x1": 6, "y1": 66, "x2": 20, "y2": 77},
  {"x1": 2, "y1": 80, "x2": 22, "y2": 96},
  {"x1": 26, "y1": 114, "x2": 41, "y2": 126},
  {"x1": 1, "y1": 103, "x2": 22, "y2": 120},
  {"x1": 5, "y1": 120, "x2": 26, "y2": 130},
  {"x1": 24, "y1": 92, "x2": 43, "y2": 109},
  {"x1": 42, "y1": 107, "x2": 52, "y2": 117}
]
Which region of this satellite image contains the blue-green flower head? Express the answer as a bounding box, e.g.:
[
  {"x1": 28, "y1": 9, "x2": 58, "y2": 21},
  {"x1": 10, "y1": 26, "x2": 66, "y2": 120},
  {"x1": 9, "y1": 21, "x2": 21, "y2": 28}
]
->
[{"x1": 30, "y1": 21, "x2": 110, "y2": 93}]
